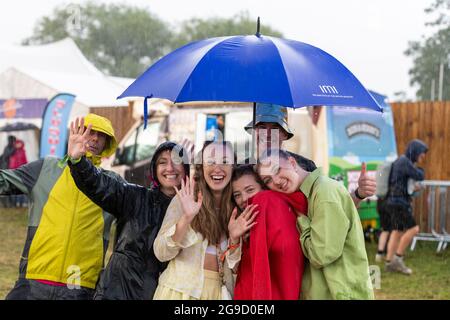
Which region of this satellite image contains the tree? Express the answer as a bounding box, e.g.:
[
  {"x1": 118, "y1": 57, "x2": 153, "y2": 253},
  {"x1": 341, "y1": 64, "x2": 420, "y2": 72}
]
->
[
  {"x1": 23, "y1": 2, "x2": 173, "y2": 78},
  {"x1": 171, "y1": 11, "x2": 283, "y2": 49},
  {"x1": 405, "y1": 0, "x2": 450, "y2": 100},
  {"x1": 24, "y1": 5, "x2": 284, "y2": 78}
]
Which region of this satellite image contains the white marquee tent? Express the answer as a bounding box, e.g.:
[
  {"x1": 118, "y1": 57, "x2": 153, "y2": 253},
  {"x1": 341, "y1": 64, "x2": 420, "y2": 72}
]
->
[
  {"x1": 0, "y1": 37, "x2": 133, "y2": 109},
  {"x1": 0, "y1": 38, "x2": 134, "y2": 161}
]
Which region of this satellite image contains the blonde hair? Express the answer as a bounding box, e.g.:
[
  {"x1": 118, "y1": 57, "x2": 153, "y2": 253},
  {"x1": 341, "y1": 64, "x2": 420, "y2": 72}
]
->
[{"x1": 191, "y1": 141, "x2": 235, "y2": 245}]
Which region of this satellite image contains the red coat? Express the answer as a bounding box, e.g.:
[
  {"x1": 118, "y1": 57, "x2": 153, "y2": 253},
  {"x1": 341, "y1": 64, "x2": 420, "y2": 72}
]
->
[
  {"x1": 9, "y1": 139, "x2": 28, "y2": 169},
  {"x1": 234, "y1": 190, "x2": 308, "y2": 300}
]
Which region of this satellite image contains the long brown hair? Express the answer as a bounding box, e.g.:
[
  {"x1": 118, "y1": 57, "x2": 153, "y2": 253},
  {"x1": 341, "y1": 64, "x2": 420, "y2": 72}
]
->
[{"x1": 192, "y1": 141, "x2": 235, "y2": 245}]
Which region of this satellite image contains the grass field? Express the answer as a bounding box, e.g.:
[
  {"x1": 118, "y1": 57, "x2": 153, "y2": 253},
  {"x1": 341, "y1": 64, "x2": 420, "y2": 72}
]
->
[
  {"x1": 0, "y1": 207, "x2": 28, "y2": 299},
  {"x1": 1, "y1": 207, "x2": 449, "y2": 299}
]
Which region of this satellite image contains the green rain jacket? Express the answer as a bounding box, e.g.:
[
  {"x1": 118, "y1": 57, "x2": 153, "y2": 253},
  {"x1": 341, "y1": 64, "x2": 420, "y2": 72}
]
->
[{"x1": 297, "y1": 168, "x2": 374, "y2": 300}]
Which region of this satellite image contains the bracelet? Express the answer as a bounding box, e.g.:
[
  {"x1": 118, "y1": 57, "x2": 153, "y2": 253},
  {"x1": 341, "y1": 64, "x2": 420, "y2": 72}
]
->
[
  {"x1": 219, "y1": 242, "x2": 240, "y2": 262},
  {"x1": 354, "y1": 188, "x2": 365, "y2": 200}
]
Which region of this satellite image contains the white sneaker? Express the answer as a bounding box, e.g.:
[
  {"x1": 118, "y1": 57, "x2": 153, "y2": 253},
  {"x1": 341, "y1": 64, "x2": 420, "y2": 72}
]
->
[
  {"x1": 375, "y1": 253, "x2": 385, "y2": 263},
  {"x1": 391, "y1": 256, "x2": 413, "y2": 275}
]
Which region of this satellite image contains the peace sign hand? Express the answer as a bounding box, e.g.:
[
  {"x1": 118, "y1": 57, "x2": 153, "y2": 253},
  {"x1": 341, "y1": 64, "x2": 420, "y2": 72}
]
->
[{"x1": 68, "y1": 117, "x2": 92, "y2": 160}]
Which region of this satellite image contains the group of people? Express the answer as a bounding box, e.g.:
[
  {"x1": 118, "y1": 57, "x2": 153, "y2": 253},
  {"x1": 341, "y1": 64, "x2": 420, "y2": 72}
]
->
[
  {"x1": 0, "y1": 135, "x2": 28, "y2": 171},
  {"x1": 1, "y1": 104, "x2": 377, "y2": 300},
  {"x1": 0, "y1": 135, "x2": 28, "y2": 207},
  {"x1": 376, "y1": 139, "x2": 428, "y2": 275}
]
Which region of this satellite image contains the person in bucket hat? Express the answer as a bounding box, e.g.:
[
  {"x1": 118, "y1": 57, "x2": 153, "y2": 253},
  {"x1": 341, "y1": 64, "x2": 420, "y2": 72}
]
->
[
  {"x1": 245, "y1": 103, "x2": 294, "y2": 140},
  {"x1": 244, "y1": 103, "x2": 376, "y2": 206}
]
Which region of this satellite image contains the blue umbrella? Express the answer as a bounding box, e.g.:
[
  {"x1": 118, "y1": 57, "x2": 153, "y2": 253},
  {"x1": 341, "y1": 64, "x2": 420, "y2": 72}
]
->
[{"x1": 119, "y1": 21, "x2": 382, "y2": 128}]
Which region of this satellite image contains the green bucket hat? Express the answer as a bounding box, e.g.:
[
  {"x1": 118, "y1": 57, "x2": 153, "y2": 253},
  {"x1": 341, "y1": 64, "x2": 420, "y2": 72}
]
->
[{"x1": 244, "y1": 103, "x2": 294, "y2": 140}]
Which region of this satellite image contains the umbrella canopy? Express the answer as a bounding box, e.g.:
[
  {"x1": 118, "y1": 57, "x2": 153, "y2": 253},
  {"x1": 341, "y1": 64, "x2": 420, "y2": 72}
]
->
[
  {"x1": 119, "y1": 33, "x2": 382, "y2": 112},
  {"x1": 368, "y1": 90, "x2": 389, "y2": 110}
]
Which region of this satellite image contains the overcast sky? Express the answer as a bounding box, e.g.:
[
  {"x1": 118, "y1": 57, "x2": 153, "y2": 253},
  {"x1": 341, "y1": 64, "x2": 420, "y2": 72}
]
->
[{"x1": 0, "y1": 0, "x2": 438, "y2": 101}]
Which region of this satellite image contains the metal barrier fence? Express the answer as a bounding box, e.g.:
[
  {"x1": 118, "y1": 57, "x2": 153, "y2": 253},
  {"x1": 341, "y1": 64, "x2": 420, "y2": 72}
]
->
[{"x1": 411, "y1": 180, "x2": 450, "y2": 253}]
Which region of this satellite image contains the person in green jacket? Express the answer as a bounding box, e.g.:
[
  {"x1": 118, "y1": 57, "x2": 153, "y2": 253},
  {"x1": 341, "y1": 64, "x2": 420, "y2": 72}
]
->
[{"x1": 257, "y1": 149, "x2": 374, "y2": 300}]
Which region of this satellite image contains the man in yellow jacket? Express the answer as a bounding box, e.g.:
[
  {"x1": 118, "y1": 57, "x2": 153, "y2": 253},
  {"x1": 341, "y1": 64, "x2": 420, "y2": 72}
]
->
[{"x1": 0, "y1": 114, "x2": 120, "y2": 300}]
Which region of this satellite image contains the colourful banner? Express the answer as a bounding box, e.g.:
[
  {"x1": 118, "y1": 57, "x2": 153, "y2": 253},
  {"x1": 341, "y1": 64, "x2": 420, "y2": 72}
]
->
[
  {"x1": 326, "y1": 104, "x2": 397, "y2": 164},
  {"x1": 0, "y1": 99, "x2": 48, "y2": 119},
  {"x1": 39, "y1": 93, "x2": 76, "y2": 158}
]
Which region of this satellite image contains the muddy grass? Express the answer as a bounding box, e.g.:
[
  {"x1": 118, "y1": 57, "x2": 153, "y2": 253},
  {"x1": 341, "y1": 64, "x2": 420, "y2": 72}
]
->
[{"x1": 1, "y1": 207, "x2": 449, "y2": 299}]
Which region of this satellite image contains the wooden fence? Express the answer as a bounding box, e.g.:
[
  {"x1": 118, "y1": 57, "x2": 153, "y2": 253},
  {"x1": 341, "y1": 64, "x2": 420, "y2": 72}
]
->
[
  {"x1": 390, "y1": 101, "x2": 450, "y2": 181},
  {"x1": 391, "y1": 101, "x2": 450, "y2": 232},
  {"x1": 89, "y1": 102, "x2": 136, "y2": 143}
]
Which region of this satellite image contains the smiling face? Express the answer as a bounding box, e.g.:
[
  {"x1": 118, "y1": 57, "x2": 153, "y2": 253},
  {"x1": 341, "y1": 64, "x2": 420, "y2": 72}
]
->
[
  {"x1": 202, "y1": 142, "x2": 234, "y2": 193},
  {"x1": 232, "y1": 174, "x2": 263, "y2": 211},
  {"x1": 258, "y1": 155, "x2": 301, "y2": 194},
  {"x1": 156, "y1": 150, "x2": 186, "y2": 195},
  {"x1": 85, "y1": 129, "x2": 108, "y2": 156}
]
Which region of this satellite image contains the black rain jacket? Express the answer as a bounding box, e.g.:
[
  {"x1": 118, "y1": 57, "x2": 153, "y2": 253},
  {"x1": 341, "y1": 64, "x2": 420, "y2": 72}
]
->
[
  {"x1": 69, "y1": 142, "x2": 189, "y2": 300},
  {"x1": 387, "y1": 139, "x2": 428, "y2": 207}
]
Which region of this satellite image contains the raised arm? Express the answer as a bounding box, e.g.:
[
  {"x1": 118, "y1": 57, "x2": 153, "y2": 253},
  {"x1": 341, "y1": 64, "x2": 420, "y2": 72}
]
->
[
  {"x1": 67, "y1": 117, "x2": 142, "y2": 220},
  {"x1": 352, "y1": 163, "x2": 377, "y2": 207},
  {"x1": 153, "y1": 177, "x2": 202, "y2": 262},
  {"x1": 69, "y1": 157, "x2": 141, "y2": 219},
  {"x1": 403, "y1": 160, "x2": 425, "y2": 181},
  {"x1": 0, "y1": 159, "x2": 43, "y2": 196}
]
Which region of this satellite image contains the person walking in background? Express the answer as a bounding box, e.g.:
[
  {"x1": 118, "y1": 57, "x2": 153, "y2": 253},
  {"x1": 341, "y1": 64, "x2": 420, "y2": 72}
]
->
[
  {"x1": 375, "y1": 198, "x2": 391, "y2": 263},
  {"x1": 0, "y1": 135, "x2": 16, "y2": 170},
  {"x1": 0, "y1": 135, "x2": 17, "y2": 208},
  {"x1": 384, "y1": 139, "x2": 428, "y2": 275},
  {"x1": 8, "y1": 139, "x2": 28, "y2": 169},
  {"x1": 8, "y1": 139, "x2": 28, "y2": 207}
]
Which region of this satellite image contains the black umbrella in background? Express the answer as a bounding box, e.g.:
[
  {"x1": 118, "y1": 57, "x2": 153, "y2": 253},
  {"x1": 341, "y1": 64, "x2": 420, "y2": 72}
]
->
[{"x1": 0, "y1": 122, "x2": 39, "y2": 132}]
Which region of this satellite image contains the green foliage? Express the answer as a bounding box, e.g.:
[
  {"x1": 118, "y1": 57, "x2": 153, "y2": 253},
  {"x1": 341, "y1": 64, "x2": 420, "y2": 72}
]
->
[
  {"x1": 405, "y1": 0, "x2": 450, "y2": 100},
  {"x1": 23, "y1": 2, "x2": 173, "y2": 78},
  {"x1": 171, "y1": 11, "x2": 283, "y2": 49},
  {"x1": 23, "y1": 5, "x2": 283, "y2": 78}
]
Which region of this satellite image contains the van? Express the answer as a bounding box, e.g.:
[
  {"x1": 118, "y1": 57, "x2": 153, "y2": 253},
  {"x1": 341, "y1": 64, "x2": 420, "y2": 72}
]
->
[{"x1": 105, "y1": 113, "x2": 168, "y2": 186}]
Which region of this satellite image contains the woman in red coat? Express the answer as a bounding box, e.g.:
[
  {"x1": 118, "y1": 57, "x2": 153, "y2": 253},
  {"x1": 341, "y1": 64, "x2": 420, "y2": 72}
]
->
[
  {"x1": 9, "y1": 139, "x2": 28, "y2": 169},
  {"x1": 231, "y1": 164, "x2": 307, "y2": 300},
  {"x1": 8, "y1": 139, "x2": 28, "y2": 207}
]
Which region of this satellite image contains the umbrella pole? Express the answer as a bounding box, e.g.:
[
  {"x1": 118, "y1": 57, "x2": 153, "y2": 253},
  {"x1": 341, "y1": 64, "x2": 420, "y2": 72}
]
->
[
  {"x1": 251, "y1": 102, "x2": 256, "y2": 162},
  {"x1": 252, "y1": 20, "x2": 260, "y2": 162},
  {"x1": 256, "y1": 17, "x2": 261, "y2": 37}
]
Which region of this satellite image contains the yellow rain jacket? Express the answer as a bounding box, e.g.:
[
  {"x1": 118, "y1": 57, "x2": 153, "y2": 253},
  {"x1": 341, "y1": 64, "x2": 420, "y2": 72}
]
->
[{"x1": 0, "y1": 114, "x2": 119, "y2": 289}]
